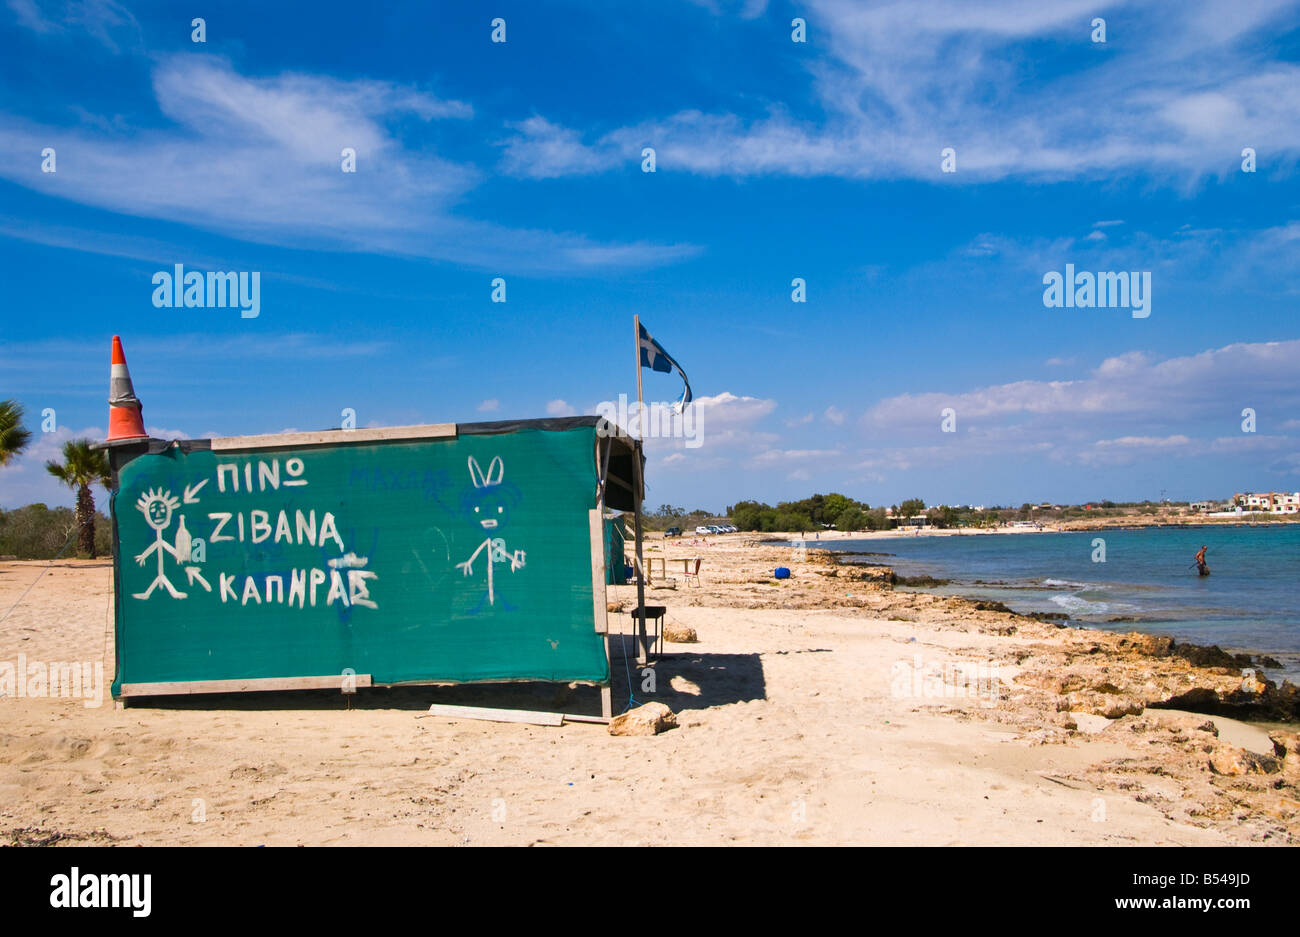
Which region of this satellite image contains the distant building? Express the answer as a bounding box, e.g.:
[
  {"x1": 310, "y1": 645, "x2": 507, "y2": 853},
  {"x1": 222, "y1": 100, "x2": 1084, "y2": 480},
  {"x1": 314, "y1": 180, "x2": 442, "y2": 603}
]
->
[{"x1": 1233, "y1": 492, "x2": 1300, "y2": 515}]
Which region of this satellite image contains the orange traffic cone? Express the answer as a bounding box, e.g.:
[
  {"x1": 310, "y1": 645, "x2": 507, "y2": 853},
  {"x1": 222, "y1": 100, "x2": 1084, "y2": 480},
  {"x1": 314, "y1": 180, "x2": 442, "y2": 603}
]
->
[{"x1": 107, "y1": 335, "x2": 148, "y2": 442}]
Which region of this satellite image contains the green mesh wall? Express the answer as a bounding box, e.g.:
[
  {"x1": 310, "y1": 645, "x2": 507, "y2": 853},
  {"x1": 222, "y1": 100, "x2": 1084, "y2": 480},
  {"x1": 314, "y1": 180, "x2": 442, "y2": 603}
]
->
[
  {"x1": 110, "y1": 426, "x2": 608, "y2": 695},
  {"x1": 604, "y1": 516, "x2": 628, "y2": 585}
]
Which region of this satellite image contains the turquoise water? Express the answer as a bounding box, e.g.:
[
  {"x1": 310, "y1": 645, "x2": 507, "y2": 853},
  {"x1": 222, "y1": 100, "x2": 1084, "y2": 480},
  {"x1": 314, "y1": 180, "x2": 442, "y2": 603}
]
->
[{"x1": 823, "y1": 526, "x2": 1300, "y2": 678}]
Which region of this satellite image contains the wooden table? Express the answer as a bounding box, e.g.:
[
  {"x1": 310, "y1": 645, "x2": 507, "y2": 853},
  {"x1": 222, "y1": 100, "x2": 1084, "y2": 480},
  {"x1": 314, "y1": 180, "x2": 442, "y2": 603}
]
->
[{"x1": 627, "y1": 554, "x2": 666, "y2": 583}]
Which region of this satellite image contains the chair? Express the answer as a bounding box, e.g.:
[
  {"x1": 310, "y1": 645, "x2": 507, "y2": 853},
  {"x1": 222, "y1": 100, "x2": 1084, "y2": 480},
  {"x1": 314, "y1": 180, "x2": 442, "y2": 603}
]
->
[{"x1": 684, "y1": 557, "x2": 702, "y2": 587}]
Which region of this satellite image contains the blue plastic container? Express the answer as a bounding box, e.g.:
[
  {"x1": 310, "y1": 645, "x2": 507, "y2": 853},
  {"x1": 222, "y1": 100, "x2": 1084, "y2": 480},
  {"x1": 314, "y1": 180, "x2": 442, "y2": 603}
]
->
[{"x1": 774, "y1": 567, "x2": 791, "y2": 579}]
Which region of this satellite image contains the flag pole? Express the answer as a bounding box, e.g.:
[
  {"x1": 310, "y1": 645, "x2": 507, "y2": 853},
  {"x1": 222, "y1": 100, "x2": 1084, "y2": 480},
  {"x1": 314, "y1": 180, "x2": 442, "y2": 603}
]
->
[
  {"x1": 631, "y1": 315, "x2": 648, "y2": 668},
  {"x1": 633, "y1": 314, "x2": 644, "y2": 443}
]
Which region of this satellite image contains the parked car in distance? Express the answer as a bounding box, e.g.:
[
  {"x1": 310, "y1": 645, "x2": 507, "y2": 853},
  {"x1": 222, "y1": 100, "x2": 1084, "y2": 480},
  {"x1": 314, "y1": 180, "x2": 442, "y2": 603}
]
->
[
  {"x1": 664, "y1": 526, "x2": 682, "y2": 537},
  {"x1": 695, "y1": 525, "x2": 713, "y2": 535}
]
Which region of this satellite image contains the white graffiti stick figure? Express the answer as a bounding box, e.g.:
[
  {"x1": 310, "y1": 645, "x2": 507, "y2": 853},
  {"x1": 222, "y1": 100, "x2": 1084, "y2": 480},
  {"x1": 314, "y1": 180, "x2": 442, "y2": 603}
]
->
[
  {"x1": 132, "y1": 487, "x2": 187, "y2": 599},
  {"x1": 456, "y1": 456, "x2": 525, "y2": 609}
]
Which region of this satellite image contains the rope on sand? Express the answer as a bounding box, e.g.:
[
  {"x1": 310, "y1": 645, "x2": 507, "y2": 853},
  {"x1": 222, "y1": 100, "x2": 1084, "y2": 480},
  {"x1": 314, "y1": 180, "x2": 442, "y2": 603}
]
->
[
  {"x1": 618, "y1": 627, "x2": 641, "y2": 715},
  {"x1": 102, "y1": 586, "x2": 114, "y2": 670},
  {"x1": 0, "y1": 529, "x2": 78, "y2": 626}
]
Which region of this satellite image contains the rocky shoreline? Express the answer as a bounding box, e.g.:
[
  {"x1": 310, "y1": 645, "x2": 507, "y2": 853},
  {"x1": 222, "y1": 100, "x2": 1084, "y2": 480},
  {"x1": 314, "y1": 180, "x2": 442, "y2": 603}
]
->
[
  {"x1": 842, "y1": 549, "x2": 1300, "y2": 723},
  {"x1": 626, "y1": 540, "x2": 1300, "y2": 835},
  {"x1": 642, "y1": 544, "x2": 1298, "y2": 722}
]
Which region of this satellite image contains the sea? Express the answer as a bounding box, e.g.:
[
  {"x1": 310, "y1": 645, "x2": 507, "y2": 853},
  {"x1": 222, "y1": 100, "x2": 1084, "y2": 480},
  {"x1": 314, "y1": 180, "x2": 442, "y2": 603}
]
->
[{"x1": 816, "y1": 525, "x2": 1300, "y2": 680}]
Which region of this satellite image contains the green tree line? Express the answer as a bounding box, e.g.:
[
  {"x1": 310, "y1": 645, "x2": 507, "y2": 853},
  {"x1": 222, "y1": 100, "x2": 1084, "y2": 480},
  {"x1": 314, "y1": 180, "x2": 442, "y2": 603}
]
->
[
  {"x1": 0, "y1": 504, "x2": 114, "y2": 559},
  {"x1": 729, "y1": 493, "x2": 892, "y2": 533}
]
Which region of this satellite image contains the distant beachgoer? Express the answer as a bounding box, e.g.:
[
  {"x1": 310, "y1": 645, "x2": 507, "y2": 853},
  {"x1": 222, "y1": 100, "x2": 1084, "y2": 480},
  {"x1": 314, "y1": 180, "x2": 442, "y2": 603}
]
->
[{"x1": 1194, "y1": 544, "x2": 1208, "y2": 575}]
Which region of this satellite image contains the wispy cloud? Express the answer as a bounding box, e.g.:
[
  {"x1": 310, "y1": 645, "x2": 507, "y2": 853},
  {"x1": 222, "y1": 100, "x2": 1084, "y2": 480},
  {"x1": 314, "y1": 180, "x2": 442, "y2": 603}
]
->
[
  {"x1": 1, "y1": 332, "x2": 392, "y2": 370},
  {"x1": 634, "y1": 340, "x2": 1300, "y2": 496},
  {"x1": 502, "y1": 0, "x2": 1300, "y2": 184},
  {"x1": 500, "y1": 116, "x2": 613, "y2": 179},
  {"x1": 8, "y1": 0, "x2": 142, "y2": 52},
  {"x1": 0, "y1": 55, "x2": 699, "y2": 273},
  {"x1": 852, "y1": 338, "x2": 1300, "y2": 483},
  {"x1": 0, "y1": 333, "x2": 396, "y2": 399},
  {"x1": 642, "y1": 391, "x2": 778, "y2": 470},
  {"x1": 865, "y1": 339, "x2": 1300, "y2": 429},
  {"x1": 0, "y1": 424, "x2": 106, "y2": 508}
]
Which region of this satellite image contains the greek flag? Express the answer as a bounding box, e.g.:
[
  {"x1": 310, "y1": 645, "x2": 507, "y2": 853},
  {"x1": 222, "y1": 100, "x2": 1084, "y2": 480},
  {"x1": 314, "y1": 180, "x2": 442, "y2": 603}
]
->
[{"x1": 638, "y1": 322, "x2": 693, "y2": 411}]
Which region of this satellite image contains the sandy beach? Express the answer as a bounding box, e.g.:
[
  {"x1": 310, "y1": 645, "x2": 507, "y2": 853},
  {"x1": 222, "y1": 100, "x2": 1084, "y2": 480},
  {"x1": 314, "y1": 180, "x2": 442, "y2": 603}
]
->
[{"x1": 1, "y1": 542, "x2": 1297, "y2": 846}]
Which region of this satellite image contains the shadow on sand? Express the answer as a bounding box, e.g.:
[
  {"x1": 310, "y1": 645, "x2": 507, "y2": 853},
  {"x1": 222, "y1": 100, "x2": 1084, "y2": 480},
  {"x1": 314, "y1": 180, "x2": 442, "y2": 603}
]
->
[
  {"x1": 120, "y1": 651, "x2": 770, "y2": 720},
  {"x1": 608, "y1": 650, "x2": 768, "y2": 714}
]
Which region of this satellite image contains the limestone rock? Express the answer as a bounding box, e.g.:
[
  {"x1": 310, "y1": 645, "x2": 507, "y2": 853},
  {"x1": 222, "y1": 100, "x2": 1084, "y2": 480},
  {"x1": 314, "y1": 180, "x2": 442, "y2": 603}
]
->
[
  {"x1": 1269, "y1": 730, "x2": 1300, "y2": 759},
  {"x1": 1159, "y1": 687, "x2": 1220, "y2": 711},
  {"x1": 1172, "y1": 642, "x2": 1250, "y2": 671},
  {"x1": 1100, "y1": 697, "x2": 1145, "y2": 719},
  {"x1": 608, "y1": 702, "x2": 678, "y2": 737},
  {"x1": 1118, "y1": 632, "x2": 1174, "y2": 657},
  {"x1": 1066, "y1": 691, "x2": 1144, "y2": 719},
  {"x1": 837, "y1": 566, "x2": 896, "y2": 586},
  {"x1": 1227, "y1": 669, "x2": 1271, "y2": 698},
  {"x1": 663, "y1": 622, "x2": 698, "y2": 643},
  {"x1": 1208, "y1": 747, "x2": 1282, "y2": 776}
]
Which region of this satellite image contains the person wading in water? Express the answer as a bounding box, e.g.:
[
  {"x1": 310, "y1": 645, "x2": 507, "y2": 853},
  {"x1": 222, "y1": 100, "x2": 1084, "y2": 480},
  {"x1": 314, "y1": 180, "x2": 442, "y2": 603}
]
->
[{"x1": 1194, "y1": 544, "x2": 1209, "y2": 576}]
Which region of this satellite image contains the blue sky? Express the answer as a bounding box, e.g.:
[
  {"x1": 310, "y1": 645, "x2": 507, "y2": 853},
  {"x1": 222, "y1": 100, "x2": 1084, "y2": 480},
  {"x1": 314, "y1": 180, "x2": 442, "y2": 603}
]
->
[{"x1": 1, "y1": 0, "x2": 1299, "y2": 513}]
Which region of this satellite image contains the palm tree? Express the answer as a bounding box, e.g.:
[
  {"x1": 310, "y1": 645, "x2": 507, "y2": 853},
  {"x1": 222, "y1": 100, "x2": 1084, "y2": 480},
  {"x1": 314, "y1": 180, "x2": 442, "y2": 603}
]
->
[
  {"x1": 0, "y1": 399, "x2": 32, "y2": 466},
  {"x1": 46, "y1": 439, "x2": 111, "y2": 558}
]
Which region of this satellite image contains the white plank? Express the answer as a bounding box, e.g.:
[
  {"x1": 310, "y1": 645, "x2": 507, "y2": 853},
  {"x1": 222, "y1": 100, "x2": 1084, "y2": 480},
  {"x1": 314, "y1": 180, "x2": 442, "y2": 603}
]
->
[
  {"x1": 426, "y1": 704, "x2": 564, "y2": 726},
  {"x1": 210, "y1": 424, "x2": 456, "y2": 451},
  {"x1": 562, "y1": 713, "x2": 611, "y2": 724},
  {"x1": 589, "y1": 508, "x2": 609, "y2": 634},
  {"x1": 118, "y1": 673, "x2": 373, "y2": 697}
]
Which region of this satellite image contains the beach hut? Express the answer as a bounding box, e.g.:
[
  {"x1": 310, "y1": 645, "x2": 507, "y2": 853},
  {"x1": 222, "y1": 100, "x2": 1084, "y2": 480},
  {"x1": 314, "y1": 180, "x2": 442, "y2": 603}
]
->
[{"x1": 103, "y1": 416, "x2": 644, "y2": 719}]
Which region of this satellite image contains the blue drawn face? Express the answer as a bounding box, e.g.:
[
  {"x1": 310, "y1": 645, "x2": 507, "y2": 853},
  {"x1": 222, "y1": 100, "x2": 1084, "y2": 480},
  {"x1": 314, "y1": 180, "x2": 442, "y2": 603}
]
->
[{"x1": 461, "y1": 483, "x2": 521, "y2": 531}]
